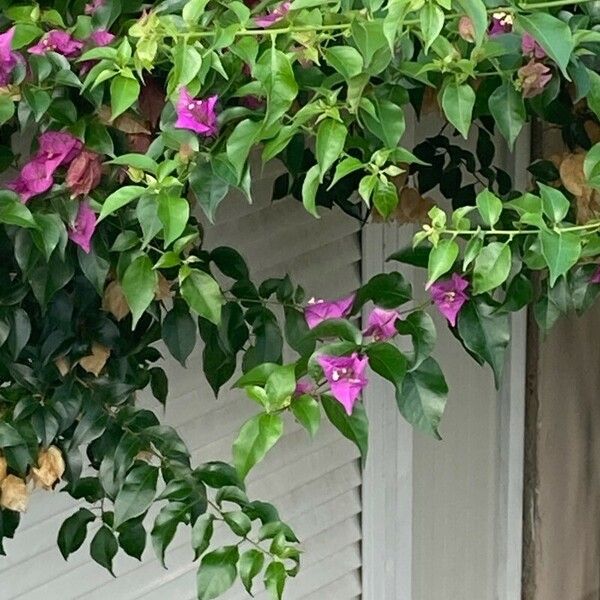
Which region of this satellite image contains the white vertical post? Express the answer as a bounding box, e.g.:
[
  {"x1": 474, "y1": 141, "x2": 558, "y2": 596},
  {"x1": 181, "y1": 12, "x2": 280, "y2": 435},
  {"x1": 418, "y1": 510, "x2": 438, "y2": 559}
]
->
[
  {"x1": 361, "y1": 221, "x2": 416, "y2": 600},
  {"x1": 494, "y1": 128, "x2": 530, "y2": 600}
]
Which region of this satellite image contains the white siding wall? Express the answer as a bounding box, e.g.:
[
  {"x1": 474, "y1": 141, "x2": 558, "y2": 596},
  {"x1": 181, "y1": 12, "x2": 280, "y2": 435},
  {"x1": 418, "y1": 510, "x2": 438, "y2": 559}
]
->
[{"x1": 0, "y1": 161, "x2": 363, "y2": 600}]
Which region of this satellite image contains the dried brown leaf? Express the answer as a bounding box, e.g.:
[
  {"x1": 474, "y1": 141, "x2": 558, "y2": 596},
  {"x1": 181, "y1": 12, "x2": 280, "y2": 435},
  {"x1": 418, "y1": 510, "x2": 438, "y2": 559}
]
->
[
  {"x1": 396, "y1": 187, "x2": 435, "y2": 224},
  {"x1": 31, "y1": 446, "x2": 66, "y2": 490},
  {"x1": 79, "y1": 343, "x2": 111, "y2": 377},
  {"x1": 54, "y1": 356, "x2": 71, "y2": 377},
  {"x1": 0, "y1": 475, "x2": 29, "y2": 512},
  {"x1": 559, "y1": 152, "x2": 586, "y2": 197},
  {"x1": 155, "y1": 273, "x2": 173, "y2": 302},
  {"x1": 102, "y1": 281, "x2": 130, "y2": 321},
  {"x1": 0, "y1": 456, "x2": 6, "y2": 485}
]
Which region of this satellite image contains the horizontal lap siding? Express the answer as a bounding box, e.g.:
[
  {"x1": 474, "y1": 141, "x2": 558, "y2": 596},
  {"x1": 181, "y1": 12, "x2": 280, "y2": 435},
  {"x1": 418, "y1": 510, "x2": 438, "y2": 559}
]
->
[{"x1": 0, "y1": 160, "x2": 363, "y2": 600}]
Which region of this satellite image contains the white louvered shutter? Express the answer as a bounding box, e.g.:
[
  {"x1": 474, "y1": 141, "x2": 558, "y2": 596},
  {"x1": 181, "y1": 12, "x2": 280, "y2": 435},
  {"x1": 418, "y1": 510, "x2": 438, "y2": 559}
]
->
[{"x1": 0, "y1": 161, "x2": 363, "y2": 600}]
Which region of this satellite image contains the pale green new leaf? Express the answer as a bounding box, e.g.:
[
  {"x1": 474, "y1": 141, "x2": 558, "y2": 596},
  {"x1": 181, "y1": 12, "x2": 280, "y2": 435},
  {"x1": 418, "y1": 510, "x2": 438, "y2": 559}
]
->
[
  {"x1": 427, "y1": 239, "x2": 459, "y2": 286},
  {"x1": 472, "y1": 242, "x2": 511, "y2": 294},
  {"x1": 232, "y1": 413, "x2": 284, "y2": 479},
  {"x1": 540, "y1": 231, "x2": 581, "y2": 286},
  {"x1": 441, "y1": 82, "x2": 475, "y2": 139}
]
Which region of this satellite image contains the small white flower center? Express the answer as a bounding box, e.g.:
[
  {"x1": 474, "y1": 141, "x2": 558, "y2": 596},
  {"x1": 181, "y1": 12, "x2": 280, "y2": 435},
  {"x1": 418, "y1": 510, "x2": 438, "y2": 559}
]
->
[
  {"x1": 332, "y1": 370, "x2": 340, "y2": 382},
  {"x1": 444, "y1": 291, "x2": 456, "y2": 303}
]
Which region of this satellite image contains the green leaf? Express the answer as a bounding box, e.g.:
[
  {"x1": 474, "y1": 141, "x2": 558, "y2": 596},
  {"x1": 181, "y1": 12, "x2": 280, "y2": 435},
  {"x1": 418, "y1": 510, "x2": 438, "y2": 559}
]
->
[
  {"x1": 476, "y1": 189, "x2": 503, "y2": 227},
  {"x1": 395, "y1": 310, "x2": 437, "y2": 369},
  {"x1": 360, "y1": 98, "x2": 405, "y2": 148},
  {"x1": 427, "y1": 239, "x2": 459, "y2": 286},
  {"x1": 301, "y1": 164, "x2": 321, "y2": 218},
  {"x1": 264, "y1": 561, "x2": 287, "y2": 600},
  {"x1": 0, "y1": 96, "x2": 14, "y2": 125},
  {"x1": 420, "y1": 2, "x2": 444, "y2": 52},
  {"x1": 197, "y1": 546, "x2": 239, "y2": 600},
  {"x1": 538, "y1": 183, "x2": 569, "y2": 223},
  {"x1": 291, "y1": 395, "x2": 321, "y2": 438},
  {"x1": 308, "y1": 318, "x2": 363, "y2": 345},
  {"x1": 488, "y1": 81, "x2": 525, "y2": 149},
  {"x1": 324, "y1": 46, "x2": 363, "y2": 80},
  {"x1": 233, "y1": 413, "x2": 283, "y2": 479},
  {"x1": 329, "y1": 157, "x2": 364, "y2": 189},
  {"x1": 226, "y1": 119, "x2": 262, "y2": 180},
  {"x1": 189, "y1": 162, "x2": 229, "y2": 224},
  {"x1": 355, "y1": 271, "x2": 412, "y2": 309},
  {"x1": 118, "y1": 519, "x2": 146, "y2": 560},
  {"x1": 399, "y1": 357, "x2": 448, "y2": 438},
  {"x1": 113, "y1": 463, "x2": 159, "y2": 528},
  {"x1": 170, "y1": 43, "x2": 203, "y2": 94},
  {"x1": 517, "y1": 13, "x2": 574, "y2": 77},
  {"x1": 99, "y1": 186, "x2": 145, "y2": 221},
  {"x1": 163, "y1": 301, "x2": 197, "y2": 367},
  {"x1": 122, "y1": 255, "x2": 157, "y2": 328},
  {"x1": 587, "y1": 69, "x2": 600, "y2": 121},
  {"x1": 472, "y1": 242, "x2": 512, "y2": 294},
  {"x1": 0, "y1": 423, "x2": 25, "y2": 447},
  {"x1": 57, "y1": 508, "x2": 96, "y2": 559},
  {"x1": 441, "y1": 82, "x2": 475, "y2": 139},
  {"x1": 321, "y1": 395, "x2": 369, "y2": 460},
  {"x1": 540, "y1": 231, "x2": 581, "y2": 286},
  {"x1": 457, "y1": 298, "x2": 510, "y2": 387},
  {"x1": 181, "y1": 269, "x2": 224, "y2": 325},
  {"x1": 157, "y1": 195, "x2": 189, "y2": 248},
  {"x1": 457, "y1": 0, "x2": 487, "y2": 45},
  {"x1": 90, "y1": 526, "x2": 118, "y2": 575},
  {"x1": 223, "y1": 510, "x2": 252, "y2": 537},
  {"x1": 0, "y1": 192, "x2": 37, "y2": 228},
  {"x1": 192, "y1": 513, "x2": 215, "y2": 560},
  {"x1": 151, "y1": 501, "x2": 188, "y2": 568},
  {"x1": 264, "y1": 364, "x2": 297, "y2": 410},
  {"x1": 239, "y1": 549, "x2": 265, "y2": 595},
  {"x1": 584, "y1": 142, "x2": 600, "y2": 187},
  {"x1": 366, "y1": 342, "x2": 408, "y2": 398},
  {"x1": 254, "y1": 47, "x2": 298, "y2": 129},
  {"x1": 110, "y1": 75, "x2": 140, "y2": 119},
  {"x1": 373, "y1": 179, "x2": 398, "y2": 220},
  {"x1": 109, "y1": 154, "x2": 158, "y2": 173},
  {"x1": 316, "y1": 119, "x2": 347, "y2": 182}
]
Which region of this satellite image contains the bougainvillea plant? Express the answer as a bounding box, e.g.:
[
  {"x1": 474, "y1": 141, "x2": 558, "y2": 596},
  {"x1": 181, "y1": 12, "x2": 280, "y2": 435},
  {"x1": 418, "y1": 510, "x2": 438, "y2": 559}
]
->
[{"x1": 1, "y1": 0, "x2": 600, "y2": 597}]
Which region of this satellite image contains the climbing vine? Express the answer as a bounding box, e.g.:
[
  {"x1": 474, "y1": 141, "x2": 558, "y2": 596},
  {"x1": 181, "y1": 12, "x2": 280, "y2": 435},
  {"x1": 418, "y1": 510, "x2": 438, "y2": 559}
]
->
[{"x1": 0, "y1": 0, "x2": 600, "y2": 597}]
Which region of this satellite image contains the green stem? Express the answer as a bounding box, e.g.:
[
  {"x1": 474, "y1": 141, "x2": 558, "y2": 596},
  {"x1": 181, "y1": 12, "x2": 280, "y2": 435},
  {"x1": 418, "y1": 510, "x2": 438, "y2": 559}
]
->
[
  {"x1": 440, "y1": 220, "x2": 600, "y2": 237},
  {"x1": 173, "y1": 0, "x2": 596, "y2": 40}
]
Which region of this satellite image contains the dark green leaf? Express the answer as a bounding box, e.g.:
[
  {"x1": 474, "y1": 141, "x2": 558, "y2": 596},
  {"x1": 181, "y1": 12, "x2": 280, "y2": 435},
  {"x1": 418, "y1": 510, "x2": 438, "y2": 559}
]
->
[
  {"x1": 398, "y1": 357, "x2": 448, "y2": 438},
  {"x1": 457, "y1": 297, "x2": 510, "y2": 387},
  {"x1": 321, "y1": 395, "x2": 368, "y2": 460},
  {"x1": 196, "y1": 546, "x2": 239, "y2": 600},
  {"x1": 90, "y1": 526, "x2": 118, "y2": 575}
]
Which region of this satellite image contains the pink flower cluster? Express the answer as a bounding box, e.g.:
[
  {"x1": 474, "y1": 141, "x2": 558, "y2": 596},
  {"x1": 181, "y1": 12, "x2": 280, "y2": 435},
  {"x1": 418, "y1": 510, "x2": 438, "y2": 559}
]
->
[
  {"x1": 302, "y1": 294, "x2": 404, "y2": 414},
  {"x1": 0, "y1": 27, "x2": 20, "y2": 86},
  {"x1": 26, "y1": 25, "x2": 115, "y2": 73},
  {"x1": 299, "y1": 275, "x2": 472, "y2": 415},
  {"x1": 255, "y1": 1, "x2": 291, "y2": 27},
  {"x1": 428, "y1": 273, "x2": 469, "y2": 327},
  {"x1": 8, "y1": 132, "x2": 82, "y2": 202},
  {"x1": 175, "y1": 88, "x2": 219, "y2": 136},
  {"x1": 6, "y1": 131, "x2": 99, "y2": 253}
]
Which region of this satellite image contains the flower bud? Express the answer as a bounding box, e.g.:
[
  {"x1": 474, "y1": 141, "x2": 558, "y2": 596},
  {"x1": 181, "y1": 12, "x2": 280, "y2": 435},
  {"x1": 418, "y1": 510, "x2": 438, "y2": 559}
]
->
[
  {"x1": 458, "y1": 16, "x2": 476, "y2": 43},
  {"x1": 66, "y1": 150, "x2": 102, "y2": 197},
  {"x1": 31, "y1": 446, "x2": 66, "y2": 490},
  {"x1": 0, "y1": 475, "x2": 29, "y2": 512}
]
